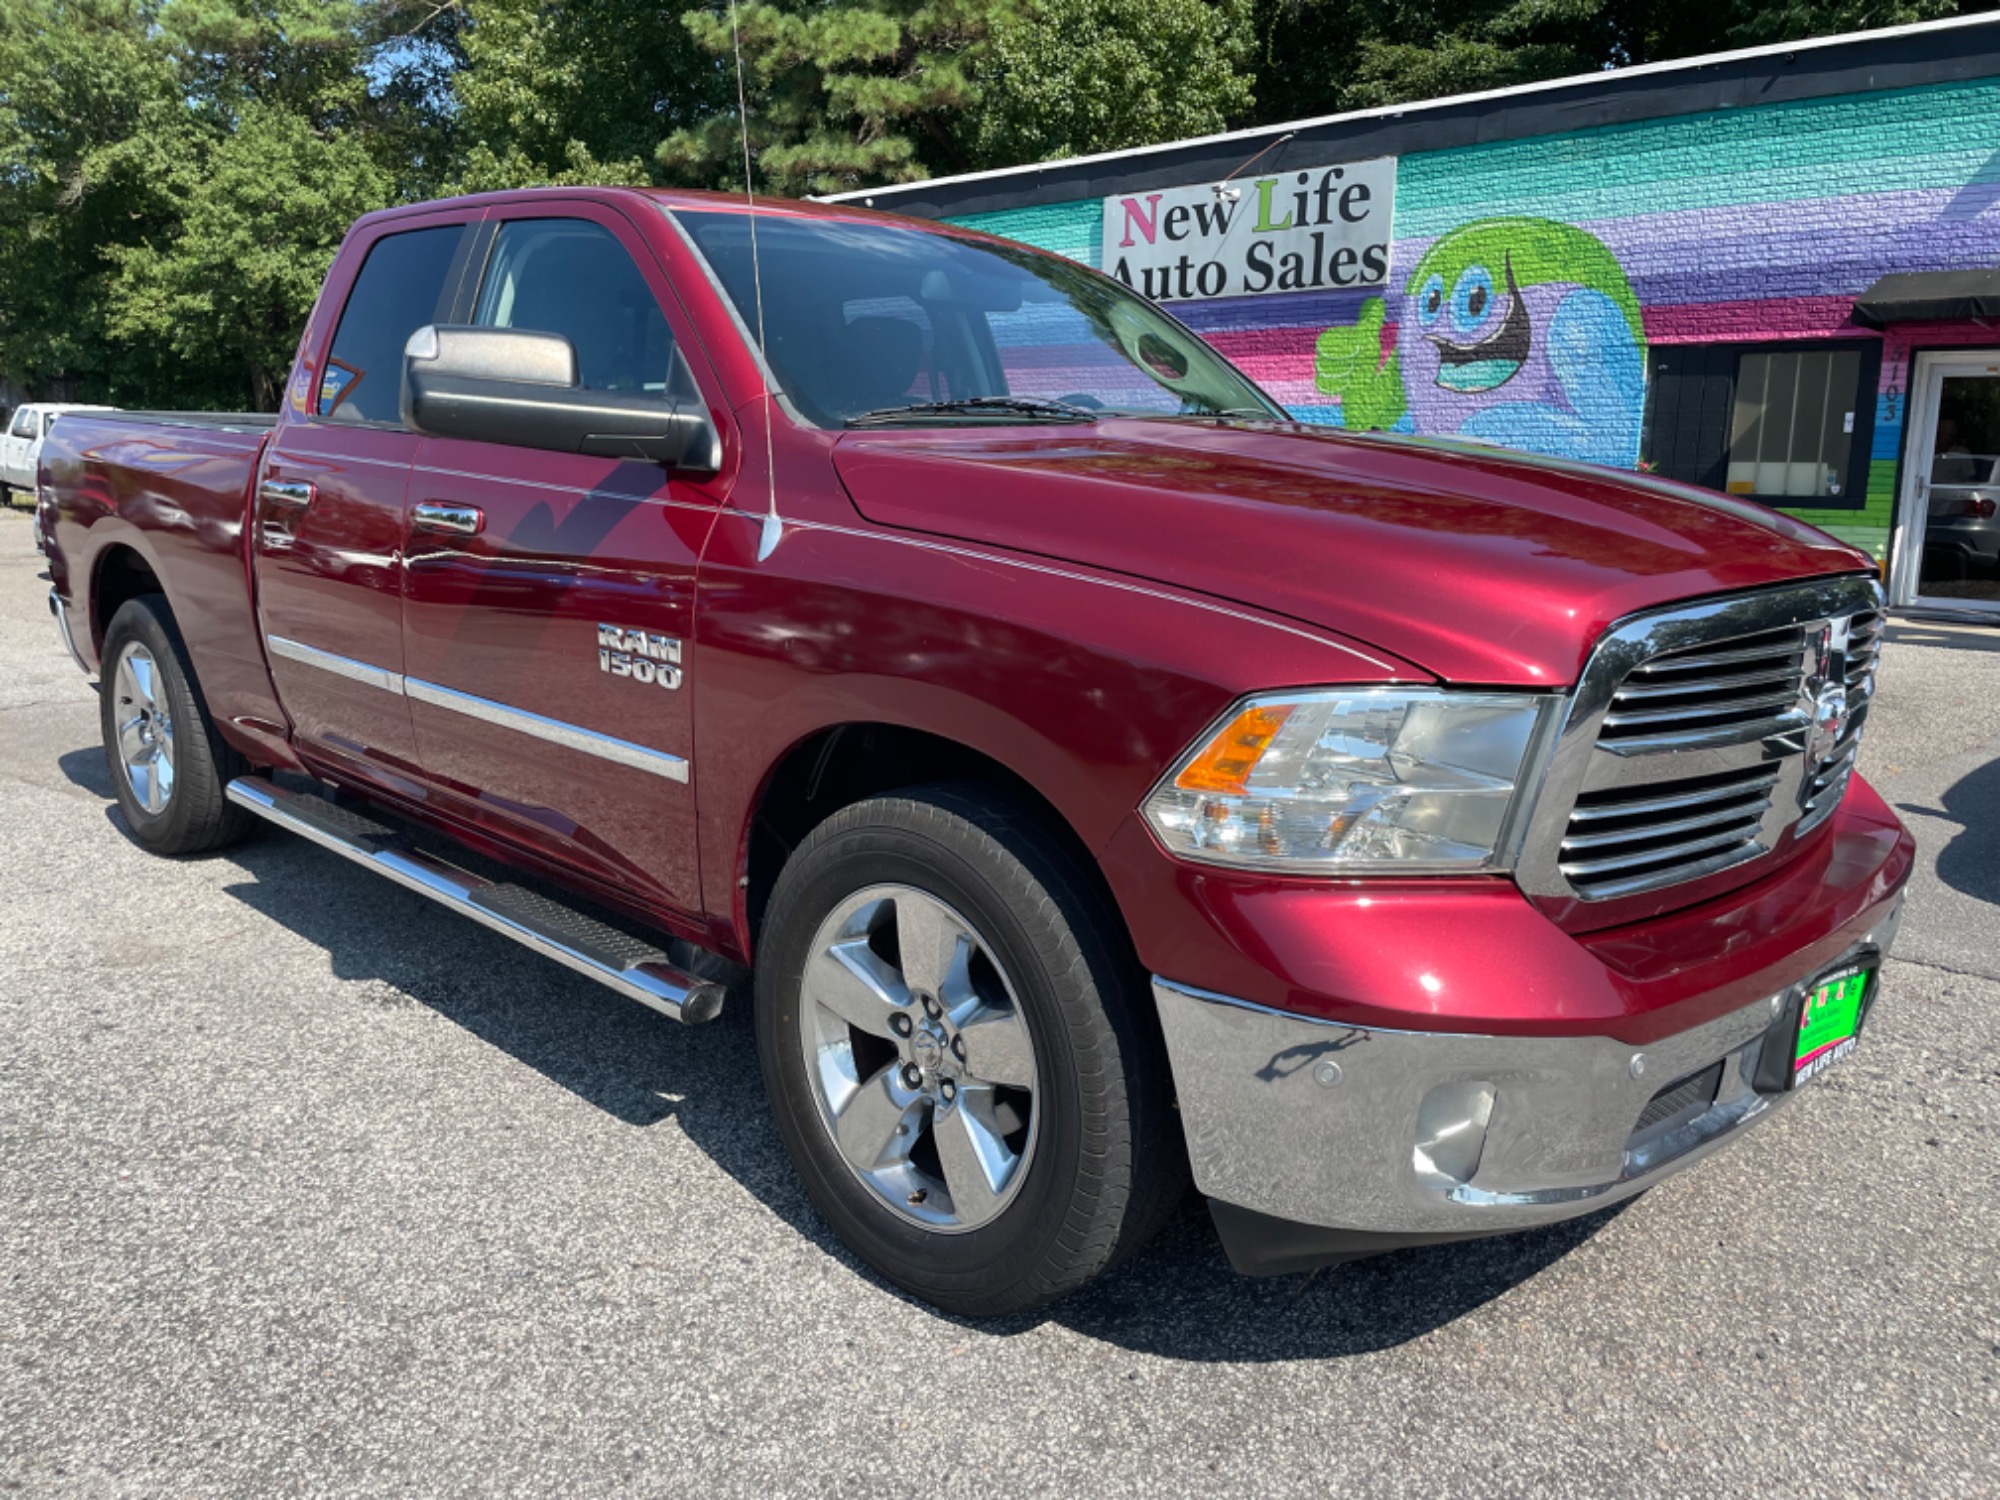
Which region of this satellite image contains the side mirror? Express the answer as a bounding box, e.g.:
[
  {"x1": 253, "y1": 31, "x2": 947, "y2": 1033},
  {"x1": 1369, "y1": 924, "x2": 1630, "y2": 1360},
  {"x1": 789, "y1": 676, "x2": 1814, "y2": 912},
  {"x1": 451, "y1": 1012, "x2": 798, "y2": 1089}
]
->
[{"x1": 400, "y1": 325, "x2": 719, "y2": 474}]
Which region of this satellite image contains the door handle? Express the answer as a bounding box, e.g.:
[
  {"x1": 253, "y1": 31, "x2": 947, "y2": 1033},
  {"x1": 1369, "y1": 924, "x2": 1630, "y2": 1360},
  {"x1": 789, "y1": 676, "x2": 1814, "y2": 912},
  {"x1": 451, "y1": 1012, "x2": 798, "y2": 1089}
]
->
[
  {"x1": 413, "y1": 502, "x2": 485, "y2": 537},
  {"x1": 258, "y1": 479, "x2": 315, "y2": 511}
]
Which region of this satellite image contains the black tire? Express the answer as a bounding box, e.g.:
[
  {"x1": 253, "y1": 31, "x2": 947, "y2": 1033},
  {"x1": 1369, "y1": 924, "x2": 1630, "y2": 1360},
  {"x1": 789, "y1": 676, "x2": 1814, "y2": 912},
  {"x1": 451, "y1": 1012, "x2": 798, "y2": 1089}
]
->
[
  {"x1": 755, "y1": 783, "x2": 1184, "y2": 1316},
  {"x1": 99, "y1": 595, "x2": 253, "y2": 855}
]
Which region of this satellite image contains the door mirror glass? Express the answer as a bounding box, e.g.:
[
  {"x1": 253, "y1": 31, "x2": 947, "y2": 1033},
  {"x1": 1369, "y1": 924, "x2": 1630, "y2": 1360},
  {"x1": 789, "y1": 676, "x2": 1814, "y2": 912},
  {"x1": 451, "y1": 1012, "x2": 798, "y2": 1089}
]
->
[{"x1": 401, "y1": 324, "x2": 718, "y2": 472}]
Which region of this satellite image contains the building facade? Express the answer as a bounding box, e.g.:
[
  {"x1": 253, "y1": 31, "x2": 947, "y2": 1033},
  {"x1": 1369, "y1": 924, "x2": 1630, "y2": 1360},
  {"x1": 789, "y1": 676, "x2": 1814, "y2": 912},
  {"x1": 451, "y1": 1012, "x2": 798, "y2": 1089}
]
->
[{"x1": 833, "y1": 16, "x2": 2000, "y2": 616}]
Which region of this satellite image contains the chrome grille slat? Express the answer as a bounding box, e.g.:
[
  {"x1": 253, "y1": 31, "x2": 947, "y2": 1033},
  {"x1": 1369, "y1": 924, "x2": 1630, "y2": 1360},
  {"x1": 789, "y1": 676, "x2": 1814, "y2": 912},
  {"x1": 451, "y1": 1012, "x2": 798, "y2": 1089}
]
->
[
  {"x1": 1556, "y1": 761, "x2": 1778, "y2": 895},
  {"x1": 1559, "y1": 820, "x2": 1767, "y2": 880},
  {"x1": 1610, "y1": 665, "x2": 1803, "y2": 700},
  {"x1": 1624, "y1": 644, "x2": 1805, "y2": 673},
  {"x1": 1602, "y1": 687, "x2": 1804, "y2": 726},
  {"x1": 1560, "y1": 797, "x2": 1772, "y2": 852},
  {"x1": 1596, "y1": 623, "x2": 1810, "y2": 762},
  {"x1": 1565, "y1": 769, "x2": 1781, "y2": 824},
  {"x1": 1594, "y1": 711, "x2": 1808, "y2": 757}
]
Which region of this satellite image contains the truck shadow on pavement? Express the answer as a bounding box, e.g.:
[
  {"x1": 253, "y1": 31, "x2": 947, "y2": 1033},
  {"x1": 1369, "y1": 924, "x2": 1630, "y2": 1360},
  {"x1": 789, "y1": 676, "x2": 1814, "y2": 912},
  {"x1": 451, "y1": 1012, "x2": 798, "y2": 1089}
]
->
[
  {"x1": 69, "y1": 749, "x2": 1623, "y2": 1362},
  {"x1": 1899, "y1": 754, "x2": 2000, "y2": 907}
]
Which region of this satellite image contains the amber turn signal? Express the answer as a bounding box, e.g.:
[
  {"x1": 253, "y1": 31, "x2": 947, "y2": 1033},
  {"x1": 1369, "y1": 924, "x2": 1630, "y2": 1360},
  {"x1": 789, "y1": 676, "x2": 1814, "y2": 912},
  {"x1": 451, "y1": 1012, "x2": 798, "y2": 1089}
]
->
[{"x1": 1174, "y1": 704, "x2": 1293, "y2": 795}]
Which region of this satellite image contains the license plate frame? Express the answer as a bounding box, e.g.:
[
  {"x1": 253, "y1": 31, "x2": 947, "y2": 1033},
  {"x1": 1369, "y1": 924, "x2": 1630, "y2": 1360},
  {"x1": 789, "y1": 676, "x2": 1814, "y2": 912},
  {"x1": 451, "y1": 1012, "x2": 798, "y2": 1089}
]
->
[{"x1": 1775, "y1": 960, "x2": 1877, "y2": 1090}]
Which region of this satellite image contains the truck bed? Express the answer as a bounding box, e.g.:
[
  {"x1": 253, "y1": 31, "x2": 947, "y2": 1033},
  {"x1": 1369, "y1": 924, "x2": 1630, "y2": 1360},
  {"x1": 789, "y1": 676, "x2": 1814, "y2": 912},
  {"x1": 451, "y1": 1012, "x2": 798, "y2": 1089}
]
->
[{"x1": 39, "y1": 408, "x2": 290, "y2": 765}]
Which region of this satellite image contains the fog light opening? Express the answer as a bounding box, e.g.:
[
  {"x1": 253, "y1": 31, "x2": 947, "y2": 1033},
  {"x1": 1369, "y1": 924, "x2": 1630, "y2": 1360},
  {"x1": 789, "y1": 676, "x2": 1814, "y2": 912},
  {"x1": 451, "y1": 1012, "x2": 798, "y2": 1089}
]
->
[{"x1": 1413, "y1": 1081, "x2": 1496, "y2": 1187}]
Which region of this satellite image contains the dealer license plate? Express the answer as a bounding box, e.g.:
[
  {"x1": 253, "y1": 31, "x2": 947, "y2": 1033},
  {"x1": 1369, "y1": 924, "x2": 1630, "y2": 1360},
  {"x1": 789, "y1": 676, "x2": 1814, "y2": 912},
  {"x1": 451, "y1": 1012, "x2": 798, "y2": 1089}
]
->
[{"x1": 1789, "y1": 965, "x2": 1873, "y2": 1087}]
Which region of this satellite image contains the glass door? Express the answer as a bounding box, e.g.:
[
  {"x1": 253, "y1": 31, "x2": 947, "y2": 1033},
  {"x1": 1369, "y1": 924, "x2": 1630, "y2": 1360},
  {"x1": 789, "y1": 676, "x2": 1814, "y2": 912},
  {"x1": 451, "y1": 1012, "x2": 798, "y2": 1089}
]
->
[{"x1": 1893, "y1": 351, "x2": 2000, "y2": 612}]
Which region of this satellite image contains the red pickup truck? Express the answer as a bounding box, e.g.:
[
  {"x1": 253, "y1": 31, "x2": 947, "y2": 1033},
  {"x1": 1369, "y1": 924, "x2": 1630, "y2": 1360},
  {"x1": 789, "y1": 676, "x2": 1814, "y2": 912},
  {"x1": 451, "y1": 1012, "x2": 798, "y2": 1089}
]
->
[{"x1": 38, "y1": 187, "x2": 1913, "y2": 1315}]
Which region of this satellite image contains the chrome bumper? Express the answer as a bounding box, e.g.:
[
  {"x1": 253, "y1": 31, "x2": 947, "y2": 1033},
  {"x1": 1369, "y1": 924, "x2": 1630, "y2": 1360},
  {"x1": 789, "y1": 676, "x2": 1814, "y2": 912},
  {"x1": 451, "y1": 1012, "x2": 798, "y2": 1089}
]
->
[
  {"x1": 1153, "y1": 915, "x2": 1901, "y2": 1237},
  {"x1": 48, "y1": 589, "x2": 91, "y2": 677}
]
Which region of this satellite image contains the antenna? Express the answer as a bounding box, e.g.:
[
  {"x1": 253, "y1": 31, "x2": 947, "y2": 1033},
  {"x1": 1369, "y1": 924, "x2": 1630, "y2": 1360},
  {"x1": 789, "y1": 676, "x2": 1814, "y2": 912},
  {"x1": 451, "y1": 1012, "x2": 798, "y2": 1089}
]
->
[
  {"x1": 728, "y1": 1, "x2": 782, "y2": 561},
  {"x1": 1212, "y1": 129, "x2": 1296, "y2": 201}
]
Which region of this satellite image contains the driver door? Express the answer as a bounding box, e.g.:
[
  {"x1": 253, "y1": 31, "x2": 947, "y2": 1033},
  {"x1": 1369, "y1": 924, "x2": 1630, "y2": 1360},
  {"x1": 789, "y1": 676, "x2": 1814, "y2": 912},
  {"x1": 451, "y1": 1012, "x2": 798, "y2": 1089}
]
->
[{"x1": 400, "y1": 202, "x2": 727, "y2": 916}]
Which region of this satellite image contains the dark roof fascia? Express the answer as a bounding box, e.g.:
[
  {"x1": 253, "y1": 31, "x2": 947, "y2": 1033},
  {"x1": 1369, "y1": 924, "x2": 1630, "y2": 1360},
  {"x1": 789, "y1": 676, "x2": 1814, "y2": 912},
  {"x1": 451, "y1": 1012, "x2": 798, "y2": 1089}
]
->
[{"x1": 1853, "y1": 269, "x2": 2000, "y2": 326}]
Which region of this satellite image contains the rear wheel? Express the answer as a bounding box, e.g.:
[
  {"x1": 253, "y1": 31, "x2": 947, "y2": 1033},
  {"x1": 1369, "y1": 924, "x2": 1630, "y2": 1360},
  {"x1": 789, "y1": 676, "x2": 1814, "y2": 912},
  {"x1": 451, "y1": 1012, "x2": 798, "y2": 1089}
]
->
[
  {"x1": 99, "y1": 596, "x2": 253, "y2": 855},
  {"x1": 755, "y1": 784, "x2": 1182, "y2": 1316}
]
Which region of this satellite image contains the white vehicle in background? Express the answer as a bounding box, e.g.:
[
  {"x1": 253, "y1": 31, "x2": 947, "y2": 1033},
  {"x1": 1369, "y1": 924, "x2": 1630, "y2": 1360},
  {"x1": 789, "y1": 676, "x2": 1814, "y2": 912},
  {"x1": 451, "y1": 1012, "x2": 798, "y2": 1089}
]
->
[{"x1": 2, "y1": 403, "x2": 113, "y2": 500}]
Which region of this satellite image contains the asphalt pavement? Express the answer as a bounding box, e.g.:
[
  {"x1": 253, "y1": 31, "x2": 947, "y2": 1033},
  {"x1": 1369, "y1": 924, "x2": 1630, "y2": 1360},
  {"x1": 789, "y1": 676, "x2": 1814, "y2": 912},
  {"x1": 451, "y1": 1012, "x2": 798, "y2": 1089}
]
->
[{"x1": 2, "y1": 509, "x2": 1995, "y2": 1498}]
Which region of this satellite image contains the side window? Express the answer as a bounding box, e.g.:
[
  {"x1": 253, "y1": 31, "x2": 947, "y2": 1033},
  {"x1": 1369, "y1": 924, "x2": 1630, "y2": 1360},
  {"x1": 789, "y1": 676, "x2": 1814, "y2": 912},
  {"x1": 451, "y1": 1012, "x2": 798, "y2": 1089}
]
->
[
  {"x1": 474, "y1": 218, "x2": 697, "y2": 401},
  {"x1": 317, "y1": 224, "x2": 465, "y2": 425},
  {"x1": 10, "y1": 408, "x2": 36, "y2": 439}
]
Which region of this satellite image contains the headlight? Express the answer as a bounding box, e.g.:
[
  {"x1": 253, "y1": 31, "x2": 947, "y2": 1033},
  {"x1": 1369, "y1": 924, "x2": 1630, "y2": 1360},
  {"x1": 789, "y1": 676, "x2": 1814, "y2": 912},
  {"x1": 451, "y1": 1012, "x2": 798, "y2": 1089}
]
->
[{"x1": 1141, "y1": 688, "x2": 1557, "y2": 873}]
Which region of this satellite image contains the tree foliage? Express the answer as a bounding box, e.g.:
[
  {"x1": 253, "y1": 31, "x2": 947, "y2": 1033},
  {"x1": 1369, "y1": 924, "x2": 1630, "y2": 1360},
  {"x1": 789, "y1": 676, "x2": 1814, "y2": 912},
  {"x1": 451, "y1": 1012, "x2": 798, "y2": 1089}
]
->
[
  {"x1": 2, "y1": 0, "x2": 1990, "y2": 406},
  {"x1": 659, "y1": 1, "x2": 1001, "y2": 195},
  {"x1": 0, "y1": 0, "x2": 455, "y2": 408},
  {"x1": 452, "y1": 0, "x2": 730, "y2": 189},
  {"x1": 972, "y1": 0, "x2": 1254, "y2": 164}
]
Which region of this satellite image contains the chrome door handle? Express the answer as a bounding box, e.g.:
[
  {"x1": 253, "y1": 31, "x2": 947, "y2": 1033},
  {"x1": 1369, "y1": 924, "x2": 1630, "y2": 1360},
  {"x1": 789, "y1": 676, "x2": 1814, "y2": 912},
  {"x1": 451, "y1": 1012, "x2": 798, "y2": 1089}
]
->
[
  {"x1": 258, "y1": 479, "x2": 315, "y2": 511},
  {"x1": 413, "y1": 502, "x2": 484, "y2": 537}
]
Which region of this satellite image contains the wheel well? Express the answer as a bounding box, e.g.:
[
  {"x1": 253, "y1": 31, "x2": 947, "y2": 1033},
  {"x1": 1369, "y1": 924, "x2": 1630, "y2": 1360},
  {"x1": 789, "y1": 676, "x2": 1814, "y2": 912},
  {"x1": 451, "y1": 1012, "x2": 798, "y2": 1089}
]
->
[
  {"x1": 91, "y1": 546, "x2": 164, "y2": 652},
  {"x1": 744, "y1": 724, "x2": 1121, "y2": 956}
]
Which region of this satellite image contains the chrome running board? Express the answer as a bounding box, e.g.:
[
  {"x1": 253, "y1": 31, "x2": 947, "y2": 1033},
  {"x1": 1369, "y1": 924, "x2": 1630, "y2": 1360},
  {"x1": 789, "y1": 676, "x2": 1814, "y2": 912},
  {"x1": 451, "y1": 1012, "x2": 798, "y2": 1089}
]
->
[{"x1": 225, "y1": 775, "x2": 726, "y2": 1024}]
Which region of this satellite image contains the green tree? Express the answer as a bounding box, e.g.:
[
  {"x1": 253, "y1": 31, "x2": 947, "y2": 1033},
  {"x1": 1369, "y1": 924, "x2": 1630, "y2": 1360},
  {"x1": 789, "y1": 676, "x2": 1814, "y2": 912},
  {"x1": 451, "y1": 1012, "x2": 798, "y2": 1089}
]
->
[
  {"x1": 0, "y1": 0, "x2": 454, "y2": 407},
  {"x1": 104, "y1": 102, "x2": 391, "y2": 409},
  {"x1": 0, "y1": 0, "x2": 197, "y2": 402},
  {"x1": 971, "y1": 0, "x2": 1254, "y2": 164},
  {"x1": 659, "y1": 0, "x2": 1001, "y2": 196},
  {"x1": 452, "y1": 0, "x2": 731, "y2": 189}
]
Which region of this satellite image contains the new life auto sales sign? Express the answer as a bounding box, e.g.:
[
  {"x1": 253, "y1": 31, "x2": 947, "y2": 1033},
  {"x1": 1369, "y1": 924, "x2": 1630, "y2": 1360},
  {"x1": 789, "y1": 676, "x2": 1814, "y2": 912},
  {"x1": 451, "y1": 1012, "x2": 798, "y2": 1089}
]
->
[{"x1": 1101, "y1": 157, "x2": 1397, "y2": 303}]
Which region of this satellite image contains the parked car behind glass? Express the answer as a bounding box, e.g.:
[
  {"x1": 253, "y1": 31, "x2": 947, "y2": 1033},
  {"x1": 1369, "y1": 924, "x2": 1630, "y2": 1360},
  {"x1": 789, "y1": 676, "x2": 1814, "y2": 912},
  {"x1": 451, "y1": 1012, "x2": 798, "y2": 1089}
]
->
[{"x1": 1925, "y1": 451, "x2": 2000, "y2": 578}]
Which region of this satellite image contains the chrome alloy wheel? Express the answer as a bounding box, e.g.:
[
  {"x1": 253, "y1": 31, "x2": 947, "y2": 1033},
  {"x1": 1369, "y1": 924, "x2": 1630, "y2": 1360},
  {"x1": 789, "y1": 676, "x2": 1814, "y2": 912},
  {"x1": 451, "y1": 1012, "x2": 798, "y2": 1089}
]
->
[
  {"x1": 798, "y1": 884, "x2": 1040, "y2": 1232},
  {"x1": 112, "y1": 642, "x2": 176, "y2": 815}
]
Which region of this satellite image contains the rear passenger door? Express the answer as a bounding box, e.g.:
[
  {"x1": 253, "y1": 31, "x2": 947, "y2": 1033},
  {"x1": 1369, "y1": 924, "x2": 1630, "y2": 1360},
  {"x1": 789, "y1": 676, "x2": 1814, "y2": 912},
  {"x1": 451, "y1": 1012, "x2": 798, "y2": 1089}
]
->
[
  {"x1": 253, "y1": 215, "x2": 477, "y2": 787},
  {"x1": 400, "y1": 203, "x2": 724, "y2": 917}
]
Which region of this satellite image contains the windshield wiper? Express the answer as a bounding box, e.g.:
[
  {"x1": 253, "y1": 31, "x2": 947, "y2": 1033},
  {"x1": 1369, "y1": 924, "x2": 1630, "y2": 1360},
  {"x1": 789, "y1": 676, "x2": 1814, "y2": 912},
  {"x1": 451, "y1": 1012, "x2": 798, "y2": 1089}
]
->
[{"x1": 844, "y1": 397, "x2": 1099, "y2": 427}]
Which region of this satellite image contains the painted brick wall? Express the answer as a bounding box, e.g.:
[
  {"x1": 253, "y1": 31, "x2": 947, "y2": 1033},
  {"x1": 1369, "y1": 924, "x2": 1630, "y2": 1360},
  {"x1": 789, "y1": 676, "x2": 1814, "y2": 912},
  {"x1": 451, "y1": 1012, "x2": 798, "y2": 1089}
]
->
[{"x1": 948, "y1": 77, "x2": 2000, "y2": 562}]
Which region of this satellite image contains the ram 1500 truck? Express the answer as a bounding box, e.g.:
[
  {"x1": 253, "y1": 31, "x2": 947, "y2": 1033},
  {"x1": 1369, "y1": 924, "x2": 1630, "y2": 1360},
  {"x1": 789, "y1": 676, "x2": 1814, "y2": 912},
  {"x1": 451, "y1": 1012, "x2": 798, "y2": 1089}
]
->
[{"x1": 38, "y1": 188, "x2": 1914, "y2": 1315}]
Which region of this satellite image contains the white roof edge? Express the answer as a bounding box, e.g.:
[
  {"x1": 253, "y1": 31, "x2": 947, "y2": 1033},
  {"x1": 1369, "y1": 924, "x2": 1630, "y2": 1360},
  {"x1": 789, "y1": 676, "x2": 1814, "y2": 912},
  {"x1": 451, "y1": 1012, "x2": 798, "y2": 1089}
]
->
[{"x1": 821, "y1": 11, "x2": 2000, "y2": 205}]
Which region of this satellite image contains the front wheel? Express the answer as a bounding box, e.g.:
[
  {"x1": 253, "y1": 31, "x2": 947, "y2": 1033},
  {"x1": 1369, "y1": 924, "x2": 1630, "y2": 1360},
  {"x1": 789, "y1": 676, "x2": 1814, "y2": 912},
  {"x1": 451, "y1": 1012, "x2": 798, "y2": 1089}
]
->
[{"x1": 755, "y1": 785, "x2": 1183, "y2": 1316}]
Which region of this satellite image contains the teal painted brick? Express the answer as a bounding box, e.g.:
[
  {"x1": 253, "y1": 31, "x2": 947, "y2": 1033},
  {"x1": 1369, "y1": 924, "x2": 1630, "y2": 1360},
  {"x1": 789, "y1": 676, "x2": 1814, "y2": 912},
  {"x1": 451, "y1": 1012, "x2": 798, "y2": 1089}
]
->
[
  {"x1": 947, "y1": 202, "x2": 1102, "y2": 267},
  {"x1": 1397, "y1": 79, "x2": 2000, "y2": 233}
]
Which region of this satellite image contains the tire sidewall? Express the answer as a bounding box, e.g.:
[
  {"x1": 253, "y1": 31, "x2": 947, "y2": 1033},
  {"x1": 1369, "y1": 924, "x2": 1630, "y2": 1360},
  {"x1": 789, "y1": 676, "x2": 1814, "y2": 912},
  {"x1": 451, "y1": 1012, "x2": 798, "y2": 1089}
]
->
[
  {"x1": 756, "y1": 805, "x2": 1102, "y2": 1299},
  {"x1": 100, "y1": 600, "x2": 207, "y2": 851}
]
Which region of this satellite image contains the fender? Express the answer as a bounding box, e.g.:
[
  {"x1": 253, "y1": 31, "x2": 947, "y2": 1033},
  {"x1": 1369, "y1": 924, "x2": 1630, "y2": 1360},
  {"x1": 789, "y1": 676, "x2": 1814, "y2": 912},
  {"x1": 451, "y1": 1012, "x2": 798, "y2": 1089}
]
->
[{"x1": 691, "y1": 502, "x2": 1434, "y2": 957}]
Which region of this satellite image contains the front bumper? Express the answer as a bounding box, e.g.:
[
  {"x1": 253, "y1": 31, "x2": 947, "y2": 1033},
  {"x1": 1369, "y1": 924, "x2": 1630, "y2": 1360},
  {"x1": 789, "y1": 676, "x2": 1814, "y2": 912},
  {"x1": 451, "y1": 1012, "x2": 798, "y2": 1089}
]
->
[{"x1": 1150, "y1": 788, "x2": 1912, "y2": 1274}]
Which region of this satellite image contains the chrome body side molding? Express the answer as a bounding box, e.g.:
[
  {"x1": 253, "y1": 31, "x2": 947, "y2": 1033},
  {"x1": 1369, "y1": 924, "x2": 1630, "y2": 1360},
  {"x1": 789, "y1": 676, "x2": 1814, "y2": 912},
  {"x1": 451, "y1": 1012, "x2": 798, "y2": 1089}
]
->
[
  {"x1": 403, "y1": 677, "x2": 689, "y2": 782},
  {"x1": 266, "y1": 634, "x2": 406, "y2": 695},
  {"x1": 261, "y1": 635, "x2": 689, "y2": 781}
]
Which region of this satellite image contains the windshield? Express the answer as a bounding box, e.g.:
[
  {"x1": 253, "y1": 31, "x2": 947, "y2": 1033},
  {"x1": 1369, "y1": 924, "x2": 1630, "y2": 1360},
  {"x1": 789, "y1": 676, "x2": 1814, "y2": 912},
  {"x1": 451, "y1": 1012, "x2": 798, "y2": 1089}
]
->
[{"x1": 671, "y1": 209, "x2": 1283, "y2": 429}]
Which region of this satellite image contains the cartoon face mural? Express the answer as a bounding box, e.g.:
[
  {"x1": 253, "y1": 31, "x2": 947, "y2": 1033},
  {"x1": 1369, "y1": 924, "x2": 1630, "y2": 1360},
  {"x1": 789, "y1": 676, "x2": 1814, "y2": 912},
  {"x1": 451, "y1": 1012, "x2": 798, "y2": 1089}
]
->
[{"x1": 1314, "y1": 217, "x2": 1648, "y2": 469}]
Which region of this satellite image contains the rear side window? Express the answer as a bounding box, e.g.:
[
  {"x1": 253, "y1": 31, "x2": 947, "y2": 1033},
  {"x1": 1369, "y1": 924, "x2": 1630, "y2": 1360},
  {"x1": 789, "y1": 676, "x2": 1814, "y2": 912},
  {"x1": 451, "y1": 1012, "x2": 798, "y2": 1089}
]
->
[
  {"x1": 474, "y1": 218, "x2": 696, "y2": 400},
  {"x1": 318, "y1": 225, "x2": 465, "y2": 424}
]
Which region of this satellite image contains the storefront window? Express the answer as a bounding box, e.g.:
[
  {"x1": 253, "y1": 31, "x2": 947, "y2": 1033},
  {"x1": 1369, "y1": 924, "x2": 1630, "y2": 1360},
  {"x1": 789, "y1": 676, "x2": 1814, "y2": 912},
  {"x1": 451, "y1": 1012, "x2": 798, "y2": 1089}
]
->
[{"x1": 1724, "y1": 349, "x2": 1861, "y2": 499}]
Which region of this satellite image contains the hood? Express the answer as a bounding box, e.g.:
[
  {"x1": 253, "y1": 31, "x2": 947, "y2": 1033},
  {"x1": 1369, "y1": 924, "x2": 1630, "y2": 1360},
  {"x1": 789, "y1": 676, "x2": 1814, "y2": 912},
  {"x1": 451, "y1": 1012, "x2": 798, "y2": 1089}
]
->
[{"x1": 831, "y1": 419, "x2": 1871, "y2": 686}]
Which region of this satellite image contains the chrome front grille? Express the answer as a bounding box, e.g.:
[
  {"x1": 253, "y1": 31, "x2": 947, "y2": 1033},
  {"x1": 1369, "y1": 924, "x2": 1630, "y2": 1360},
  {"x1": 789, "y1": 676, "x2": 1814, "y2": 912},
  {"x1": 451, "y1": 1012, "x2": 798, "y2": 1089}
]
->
[
  {"x1": 1560, "y1": 764, "x2": 1780, "y2": 899},
  {"x1": 1516, "y1": 576, "x2": 1886, "y2": 908},
  {"x1": 1598, "y1": 626, "x2": 1808, "y2": 753}
]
